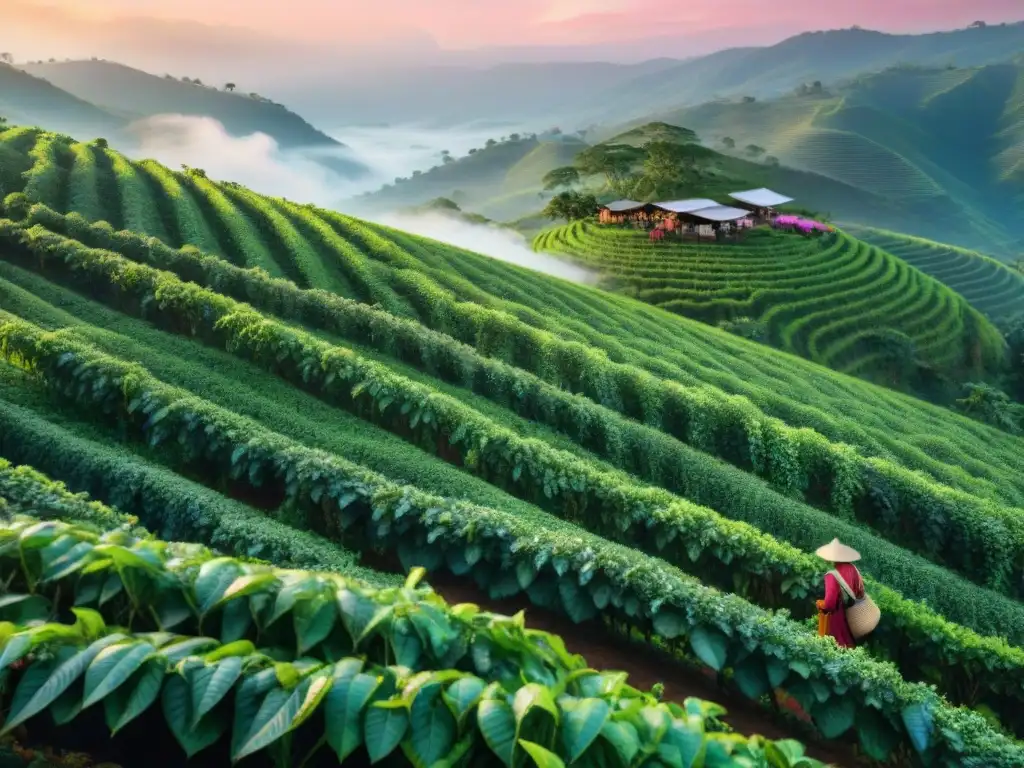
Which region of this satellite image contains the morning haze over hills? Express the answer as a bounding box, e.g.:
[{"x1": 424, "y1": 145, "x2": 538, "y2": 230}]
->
[{"x1": 1, "y1": 2, "x2": 1024, "y2": 766}]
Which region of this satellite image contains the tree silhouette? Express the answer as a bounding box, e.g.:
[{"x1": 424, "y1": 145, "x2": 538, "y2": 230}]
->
[
  {"x1": 745, "y1": 144, "x2": 766, "y2": 158},
  {"x1": 721, "y1": 136, "x2": 735, "y2": 149},
  {"x1": 764, "y1": 155, "x2": 780, "y2": 167},
  {"x1": 0, "y1": 53, "x2": 13, "y2": 65},
  {"x1": 485, "y1": 139, "x2": 497, "y2": 148},
  {"x1": 224, "y1": 83, "x2": 236, "y2": 92},
  {"x1": 542, "y1": 166, "x2": 581, "y2": 191}
]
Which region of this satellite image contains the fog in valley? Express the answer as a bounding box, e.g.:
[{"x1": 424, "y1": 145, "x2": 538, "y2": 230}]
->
[
  {"x1": 122, "y1": 114, "x2": 595, "y2": 284},
  {"x1": 371, "y1": 210, "x2": 599, "y2": 284}
]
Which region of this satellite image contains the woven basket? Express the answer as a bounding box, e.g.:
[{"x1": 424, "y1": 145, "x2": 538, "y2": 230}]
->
[{"x1": 846, "y1": 595, "x2": 881, "y2": 639}]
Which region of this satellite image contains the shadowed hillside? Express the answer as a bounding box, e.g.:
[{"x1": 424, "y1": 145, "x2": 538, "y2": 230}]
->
[
  {"x1": 0, "y1": 62, "x2": 122, "y2": 137},
  {"x1": 20, "y1": 60, "x2": 356, "y2": 155},
  {"x1": 617, "y1": 63, "x2": 1024, "y2": 254}
]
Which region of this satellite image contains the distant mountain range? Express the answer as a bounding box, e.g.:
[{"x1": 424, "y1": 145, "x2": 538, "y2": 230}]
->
[{"x1": 284, "y1": 22, "x2": 1024, "y2": 128}]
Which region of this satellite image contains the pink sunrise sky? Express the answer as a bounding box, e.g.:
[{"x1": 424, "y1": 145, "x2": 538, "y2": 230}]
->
[{"x1": 11, "y1": 0, "x2": 1024, "y2": 48}]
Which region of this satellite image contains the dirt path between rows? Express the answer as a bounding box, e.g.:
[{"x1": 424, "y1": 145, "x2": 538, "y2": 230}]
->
[{"x1": 427, "y1": 573, "x2": 861, "y2": 768}]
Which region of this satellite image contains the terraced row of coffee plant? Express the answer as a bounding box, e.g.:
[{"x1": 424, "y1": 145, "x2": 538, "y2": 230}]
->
[
  {"x1": 848, "y1": 225, "x2": 1024, "y2": 323},
  {"x1": 531, "y1": 220, "x2": 1006, "y2": 384},
  {"x1": 1, "y1": 126, "x2": 1024, "y2": 764}
]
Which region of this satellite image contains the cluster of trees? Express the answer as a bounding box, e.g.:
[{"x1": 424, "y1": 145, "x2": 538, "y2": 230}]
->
[
  {"x1": 718, "y1": 137, "x2": 779, "y2": 166},
  {"x1": 795, "y1": 81, "x2": 829, "y2": 97},
  {"x1": 542, "y1": 190, "x2": 599, "y2": 222},
  {"x1": 542, "y1": 132, "x2": 717, "y2": 205},
  {"x1": 180, "y1": 164, "x2": 208, "y2": 179},
  {"x1": 161, "y1": 73, "x2": 271, "y2": 101},
  {"x1": 388, "y1": 134, "x2": 539, "y2": 188}
]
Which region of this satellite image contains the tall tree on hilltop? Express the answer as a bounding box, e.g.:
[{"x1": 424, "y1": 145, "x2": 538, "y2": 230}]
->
[
  {"x1": 721, "y1": 136, "x2": 736, "y2": 149},
  {"x1": 543, "y1": 190, "x2": 598, "y2": 222},
  {"x1": 224, "y1": 83, "x2": 236, "y2": 92},
  {"x1": 745, "y1": 144, "x2": 766, "y2": 158},
  {"x1": 638, "y1": 142, "x2": 700, "y2": 199},
  {"x1": 575, "y1": 144, "x2": 643, "y2": 191},
  {"x1": 542, "y1": 166, "x2": 581, "y2": 191}
]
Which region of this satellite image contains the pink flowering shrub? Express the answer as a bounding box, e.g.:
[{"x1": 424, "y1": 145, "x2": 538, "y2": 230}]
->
[{"x1": 772, "y1": 215, "x2": 833, "y2": 234}]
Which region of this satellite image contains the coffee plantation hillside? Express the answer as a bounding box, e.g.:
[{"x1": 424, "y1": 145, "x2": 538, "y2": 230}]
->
[
  {"x1": 847, "y1": 225, "x2": 1024, "y2": 325},
  {"x1": 1, "y1": 124, "x2": 1024, "y2": 764},
  {"x1": 532, "y1": 220, "x2": 1006, "y2": 394}
]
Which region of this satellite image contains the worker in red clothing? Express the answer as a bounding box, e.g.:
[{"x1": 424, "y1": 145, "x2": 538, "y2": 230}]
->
[{"x1": 815, "y1": 538, "x2": 865, "y2": 649}]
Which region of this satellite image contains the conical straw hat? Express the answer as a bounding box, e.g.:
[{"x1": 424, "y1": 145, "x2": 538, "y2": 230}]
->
[{"x1": 815, "y1": 538, "x2": 861, "y2": 563}]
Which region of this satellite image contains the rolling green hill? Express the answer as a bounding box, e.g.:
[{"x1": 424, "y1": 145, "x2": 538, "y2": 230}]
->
[
  {"x1": 356, "y1": 133, "x2": 588, "y2": 221},
  {"x1": 621, "y1": 63, "x2": 1024, "y2": 255},
  {"x1": 3, "y1": 123, "x2": 1024, "y2": 764},
  {"x1": 533, "y1": 221, "x2": 1006, "y2": 391},
  {"x1": 848, "y1": 226, "x2": 1024, "y2": 323},
  {"x1": 361, "y1": 122, "x2": 900, "y2": 225}
]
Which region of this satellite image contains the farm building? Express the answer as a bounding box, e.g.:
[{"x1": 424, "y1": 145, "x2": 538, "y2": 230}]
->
[
  {"x1": 728, "y1": 188, "x2": 795, "y2": 220},
  {"x1": 598, "y1": 191, "x2": 792, "y2": 239},
  {"x1": 651, "y1": 200, "x2": 754, "y2": 238},
  {"x1": 598, "y1": 200, "x2": 652, "y2": 223}
]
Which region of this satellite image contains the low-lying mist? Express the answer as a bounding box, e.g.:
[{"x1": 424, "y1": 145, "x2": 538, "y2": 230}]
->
[
  {"x1": 125, "y1": 114, "x2": 356, "y2": 207},
  {"x1": 371, "y1": 211, "x2": 598, "y2": 284},
  {"x1": 119, "y1": 114, "x2": 596, "y2": 285}
]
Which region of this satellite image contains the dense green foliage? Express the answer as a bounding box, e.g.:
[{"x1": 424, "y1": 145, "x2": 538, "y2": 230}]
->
[
  {"x1": 2, "y1": 128, "x2": 1024, "y2": 762},
  {"x1": 1, "y1": 316, "x2": 1022, "y2": 764},
  {"x1": 533, "y1": 221, "x2": 1006, "y2": 390},
  {"x1": 0, "y1": 518, "x2": 830, "y2": 767}
]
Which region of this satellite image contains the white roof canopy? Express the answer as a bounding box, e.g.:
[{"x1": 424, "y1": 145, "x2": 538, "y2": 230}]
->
[
  {"x1": 652, "y1": 198, "x2": 719, "y2": 214},
  {"x1": 690, "y1": 205, "x2": 752, "y2": 222},
  {"x1": 603, "y1": 199, "x2": 646, "y2": 212},
  {"x1": 729, "y1": 188, "x2": 794, "y2": 207}
]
